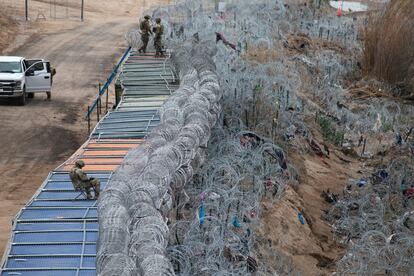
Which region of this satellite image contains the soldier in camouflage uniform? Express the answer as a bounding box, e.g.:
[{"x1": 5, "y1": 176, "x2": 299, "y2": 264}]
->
[
  {"x1": 153, "y1": 18, "x2": 165, "y2": 57},
  {"x1": 138, "y1": 15, "x2": 152, "y2": 53},
  {"x1": 69, "y1": 160, "x2": 100, "y2": 199}
]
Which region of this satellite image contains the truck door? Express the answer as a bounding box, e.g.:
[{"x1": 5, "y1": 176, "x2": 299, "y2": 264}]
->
[{"x1": 25, "y1": 59, "x2": 51, "y2": 92}]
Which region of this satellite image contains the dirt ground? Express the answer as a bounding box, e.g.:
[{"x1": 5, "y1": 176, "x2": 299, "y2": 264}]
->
[
  {"x1": 0, "y1": 0, "x2": 168, "y2": 255},
  {"x1": 255, "y1": 128, "x2": 364, "y2": 275}
]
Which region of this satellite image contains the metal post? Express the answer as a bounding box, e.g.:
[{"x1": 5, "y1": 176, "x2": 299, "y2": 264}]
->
[
  {"x1": 97, "y1": 100, "x2": 100, "y2": 122},
  {"x1": 81, "y1": 0, "x2": 84, "y2": 21},
  {"x1": 25, "y1": 0, "x2": 28, "y2": 21},
  {"x1": 286, "y1": 90, "x2": 290, "y2": 109},
  {"x1": 99, "y1": 97, "x2": 102, "y2": 115},
  {"x1": 362, "y1": 138, "x2": 367, "y2": 155},
  {"x1": 87, "y1": 106, "x2": 91, "y2": 134},
  {"x1": 405, "y1": 127, "x2": 413, "y2": 141},
  {"x1": 115, "y1": 80, "x2": 122, "y2": 107},
  {"x1": 98, "y1": 83, "x2": 102, "y2": 114},
  {"x1": 106, "y1": 87, "x2": 109, "y2": 111}
]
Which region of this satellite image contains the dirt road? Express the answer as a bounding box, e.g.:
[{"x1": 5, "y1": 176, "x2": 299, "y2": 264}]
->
[{"x1": 0, "y1": 7, "x2": 140, "y2": 255}]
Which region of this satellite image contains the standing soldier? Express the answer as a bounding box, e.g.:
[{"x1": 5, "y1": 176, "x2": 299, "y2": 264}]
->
[
  {"x1": 153, "y1": 18, "x2": 165, "y2": 57},
  {"x1": 138, "y1": 15, "x2": 152, "y2": 53},
  {"x1": 46, "y1": 66, "x2": 56, "y2": 100},
  {"x1": 69, "y1": 160, "x2": 100, "y2": 199}
]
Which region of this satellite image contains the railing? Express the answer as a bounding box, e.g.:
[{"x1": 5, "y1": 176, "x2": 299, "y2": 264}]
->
[{"x1": 85, "y1": 46, "x2": 131, "y2": 126}]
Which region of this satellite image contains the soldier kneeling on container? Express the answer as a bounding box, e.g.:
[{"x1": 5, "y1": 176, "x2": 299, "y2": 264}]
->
[{"x1": 70, "y1": 160, "x2": 100, "y2": 199}]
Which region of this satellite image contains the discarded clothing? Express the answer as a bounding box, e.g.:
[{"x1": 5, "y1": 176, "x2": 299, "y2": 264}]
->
[
  {"x1": 247, "y1": 256, "x2": 258, "y2": 272},
  {"x1": 357, "y1": 179, "x2": 367, "y2": 187},
  {"x1": 298, "y1": 212, "x2": 305, "y2": 225},
  {"x1": 199, "y1": 204, "x2": 205, "y2": 225},
  {"x1": 215, "y1": 32, "x2": 237, "y2": 50},
  {"x1": 232, "y1": 216, "x2": 241, "y2": 228}
]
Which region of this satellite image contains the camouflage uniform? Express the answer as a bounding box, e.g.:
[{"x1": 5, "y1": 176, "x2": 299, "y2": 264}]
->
[
  {"x1": 138, "y1": 15, "x2": 152, "y2": 53},
  {"x1": 154, "y1": 18, "x2": 164, "y2": 57},
  {"x1": 69, "y1": 160, "x2": 100, "y2": 199},
  {"x1": 46, "y1": 67, "x2": 56, "y2": 100}
]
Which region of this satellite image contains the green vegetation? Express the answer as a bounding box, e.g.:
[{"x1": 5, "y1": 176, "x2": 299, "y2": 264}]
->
[{"x1": 316, "y1": 113, "x2": 345, "y2": 146}]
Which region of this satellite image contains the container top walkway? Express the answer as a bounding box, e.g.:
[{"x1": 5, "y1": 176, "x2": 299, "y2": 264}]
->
[{"x1": 0, "y1": 52, "x2": 177, "y2": 276}]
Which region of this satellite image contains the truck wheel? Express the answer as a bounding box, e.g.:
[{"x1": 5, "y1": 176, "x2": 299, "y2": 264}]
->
[
  {"x1": 46, "y1": 91, "x2": 51, "y2": 100},
  {"x1": 27, "y1": 92, "x2": 34, "y2": 98},
  {"x1": 18, "y1": 88, "x2": 26, "y2": 106}
]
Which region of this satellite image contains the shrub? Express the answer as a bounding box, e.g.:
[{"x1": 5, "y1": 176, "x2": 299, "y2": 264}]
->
[{"x1": 316, "y1": 113, "x2": 344, "y2": 146}]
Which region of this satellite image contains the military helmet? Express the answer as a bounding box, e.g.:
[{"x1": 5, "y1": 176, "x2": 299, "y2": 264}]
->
[
  {"x1": 75, "y1": 160, "x2": 85, "y2": 168},
  {"x1": 144, "y1": 15, "x2": 151, "y2": 20},
  {"x1": 155, "y1": 18, "x2": 161, "y2": 23}
]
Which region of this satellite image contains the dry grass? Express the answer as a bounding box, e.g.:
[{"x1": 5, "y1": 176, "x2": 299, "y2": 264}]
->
[
  {"x1": 0, "y1": 13, "x2": 18, "y2": 54},
  {"x1": 243, "y1": 42, "x2": 283, "y2": 63},
  {"x1": 363, "y1": 0, "x2": 414, "y2": 95}
]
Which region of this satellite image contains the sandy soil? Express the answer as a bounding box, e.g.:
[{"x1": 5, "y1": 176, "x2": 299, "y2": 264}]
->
[
  {"x1": 255, "y1": 133, "x2": 363, "y2": 275},
  {"x1": 0, "y1": 0, "x2": 168, "y2": 255},
  {"x1": 250, "y1": 119, "x2": 363, "y2": 275}
]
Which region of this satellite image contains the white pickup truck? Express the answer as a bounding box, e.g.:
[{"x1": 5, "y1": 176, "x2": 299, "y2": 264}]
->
[{"x1": 0, "y1": 56, "x2": 53, "y2": 105}]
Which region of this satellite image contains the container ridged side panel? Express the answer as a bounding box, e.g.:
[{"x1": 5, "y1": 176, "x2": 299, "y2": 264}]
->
[{"x1": 1, "y1": 52, "x2": 176, "y2": 276}]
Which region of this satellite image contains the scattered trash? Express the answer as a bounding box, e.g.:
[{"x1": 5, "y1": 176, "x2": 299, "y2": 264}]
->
[
  {"x1": 243, "y1": 215, "x2": 251, "y2": 223},
  {"x1": 395, "y1": 133, "x2": 403, "y2": 145},
  {"x1": 232, "y1": 216, "x2": 241, "y2": 228},
  {"x1": 245, "y1": 228, "x2": 251, "y2": 238},
  {"x1": 402, "y1": 185, "x2": 414, "y2": 197},
  {"x1": 321, "y1": 190, "x2": 338, "y2": 203},
  {"x1": 265, "y1": 178, "x2": 273, "y2": 188},
  {"x1": 298, "y1": 212, "x2": 305, "y2": 225},
  {"x1": 208, "y1": 192, "x2": 221, "y2": 200},
  {"x1": 250, "y1": 210, "x2": 257, "y2": 218},
  {"x1": 246, "y1": 256, "x2": 258, "y2": 272},
  {"x1": 357, "y1": 179, "x2": 366, "y2": 188},
  {"x1": 240, "y1": 132, "x2": 263, "y2": 148},
  {"x1": 307, "y1": 138, "x2": 324, "y2": 157},
  {"x1": 215, "y1": 32, "x2": 237, "y2": 51},
  {"x1": 284, "y1": 125, "x2": 296, "y2": 141},
  {"x1": 199, "y1": 204, "x2": 205, "y2": 226},
  {"x1": 374, "y1": 169, "x2": 388, "y2": 180}
]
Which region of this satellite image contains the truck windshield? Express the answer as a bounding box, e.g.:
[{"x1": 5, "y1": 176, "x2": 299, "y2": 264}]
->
[{"x1": 0, "y1": 62, "x2": 22, "y2": 73}]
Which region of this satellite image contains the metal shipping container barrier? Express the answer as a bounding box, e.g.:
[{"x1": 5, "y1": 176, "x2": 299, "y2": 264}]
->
[{"x1": 0, "y1": 52, "x2": 177, "y2": 276}]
